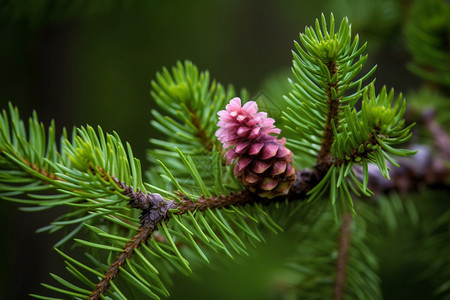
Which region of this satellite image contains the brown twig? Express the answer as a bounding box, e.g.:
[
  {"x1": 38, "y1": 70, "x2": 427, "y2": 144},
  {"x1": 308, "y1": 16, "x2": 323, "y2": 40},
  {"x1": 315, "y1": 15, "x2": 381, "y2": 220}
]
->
[
  {"x1": 333, "y1": 212, "x2": 352, "y2": 300},
  {"x1": 187, "y1": 106, "x2": 218, "y2": 152},
  {"x1": 316, "y1": 61, "x2": 341, "y2": 176},
  {"x1": 87, "y1": 171, "x2": 321, "y2": 298},
  {"x1": 175, "y1": 191, "x2": 259, "y2": 213},
  {"x1": 89, "y1": 226, "x2": 154, "y2": 300},
  {"x1": 89, "y1": 189, "x2": 176, "y2": 299}
]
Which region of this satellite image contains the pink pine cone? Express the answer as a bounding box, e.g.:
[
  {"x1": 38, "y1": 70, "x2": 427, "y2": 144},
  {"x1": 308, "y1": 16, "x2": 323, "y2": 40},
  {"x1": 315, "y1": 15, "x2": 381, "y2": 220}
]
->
[{"x1": 216, "y1": 97, "x2": 296, "y2": 198}]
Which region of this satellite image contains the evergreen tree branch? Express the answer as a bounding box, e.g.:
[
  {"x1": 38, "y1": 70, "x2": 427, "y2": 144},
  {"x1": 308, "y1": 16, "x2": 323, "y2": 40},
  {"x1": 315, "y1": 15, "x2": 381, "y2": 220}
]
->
[
  {"x1": 89, "y1": 226, "x2": 154, "y2": 300},
  {"x1": 149, "y1": 61, "x2": 234, "y2": 157},
  {"x1": 84, "y1": 171, "x2": 176, "y2": 299},
  {"x1": 175, "y1": 191, "x2": 257, "y2": 213},
  {"x1": 188, "y1": 105, "x2": 216, "y2": 151},
  {"x1": 333, "y1": 212, "x2": 352, "y2": 300},
  {"x1": 88, "y1": 171, "x2": 314, "y2": 298},
  {"x1": 317, "y1": 61, "x2": 340, "y2": 176},
  {"x1": 334, "y1": 132, "x2": 378, "y2": 166},
  {"x1": 0, "y1": 100, "x2": 447, "y2": 299},
  {"x1": 22, "y1": 157, "x2": 60, "y2": 181},
  {"x1": 282, "y1": 14, "x2": 384, "y2": 209},
  {"x1": 90, "y1": 144, "x2": 449, "y2": 298},
  {"x1": 1, "y1": 13, "x2": 447, "y2": 298}
]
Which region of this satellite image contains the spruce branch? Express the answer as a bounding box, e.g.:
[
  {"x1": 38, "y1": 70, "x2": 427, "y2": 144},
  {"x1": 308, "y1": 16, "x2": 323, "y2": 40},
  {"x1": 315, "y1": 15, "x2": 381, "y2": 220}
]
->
[
  {"x1": 0, "y1": 99, "x2": 447, "y2": 299},
  {"x1": 149, "y1": 61, "x2": 235, "y2": 156},
  {"x1": 89, "y1": 226, "x2": 153, "y2": 300},
  {"x1": 282, "y1": 14, "x2": 393, "y2": 210},
  {"x1": 175, "y1": 191, "x2": 257, "y2": 213},
  {"x1": 284, "y1": 14, "x2": 376, "y2": 170},
  {"x1": 0, "y1": 104, "x2": 153, "y2": 246},
  {"x1": 1, "y1": 12, "x2": 448, "y2": 299},
  {"x1": 89, "y1": 142, "x2": 449, "y2": 298},
  {"x1": 331, "y1": 85, "x2": 416, "y2": 172},
  {"x1": 86, "y1": 184, "x2": 258, "y2": 298},
  {"x1": 317, "y1": 59, "x2": 341, "y2": 176},
  {"x1": 89, "y1": 177, "x2": 176, "y2": 300}
]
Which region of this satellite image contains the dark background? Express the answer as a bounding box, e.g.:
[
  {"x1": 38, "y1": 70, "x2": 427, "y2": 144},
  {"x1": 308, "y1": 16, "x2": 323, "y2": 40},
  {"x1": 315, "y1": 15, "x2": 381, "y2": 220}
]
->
[{"x1": 0, "y1": 0, "x2": 421, "y2": 299}]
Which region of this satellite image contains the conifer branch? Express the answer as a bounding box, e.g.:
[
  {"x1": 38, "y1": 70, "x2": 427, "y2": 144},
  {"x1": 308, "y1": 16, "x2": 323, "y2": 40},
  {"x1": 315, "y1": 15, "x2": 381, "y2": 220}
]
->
[
  {"x1": 317, "y1": 61, "x2": 340, "y2": 176},
  {"x1": 22, "y1": 158, "x2": 60, "y2": 181},
  {"x1": 91, "y1": 146, "x2": 450, "y2": 298},
  {"x1": 175, "y1": 191, "x2": 258, "y2": 213},
  {"x1": 334, "y1": 132, "x2": 379, "y2": 166},
  {"x1": 187, "y1": 105, "x2": 217, "y2": 152},
  {"x1": 1, "y1": 12, "x2": 448, "y2": 299},
  {"x1": 149, "y1": 61, "x2": 231, "y2": 156},
  {"x1": 89, "y1": 226, "x2": 153, "y2": 300},
  {"x1": 89, "y1": 173, "x2": 176, "y2": 299},
  {"x1": 334, "y1": 212, "x2": 352, "y2": 300},
  {"x1": 89, "y1": 170, "x2": 314, "y2": 298},
  {"x1": 88, "y1": 184, "x2": 259, "y2": 298}
]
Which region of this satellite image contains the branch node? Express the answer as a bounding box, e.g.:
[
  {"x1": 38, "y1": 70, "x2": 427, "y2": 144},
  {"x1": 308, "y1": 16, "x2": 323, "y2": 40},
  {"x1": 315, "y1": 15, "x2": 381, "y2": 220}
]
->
[{"x1": 139, "y1": 194, "x2": 176, "y2": 228}]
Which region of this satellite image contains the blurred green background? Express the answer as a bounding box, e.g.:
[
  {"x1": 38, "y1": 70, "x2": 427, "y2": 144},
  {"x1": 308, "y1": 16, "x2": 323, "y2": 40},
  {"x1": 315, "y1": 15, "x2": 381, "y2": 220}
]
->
[{"x1": 0, "y1": 0, "x2": 427, "y2": 299}]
